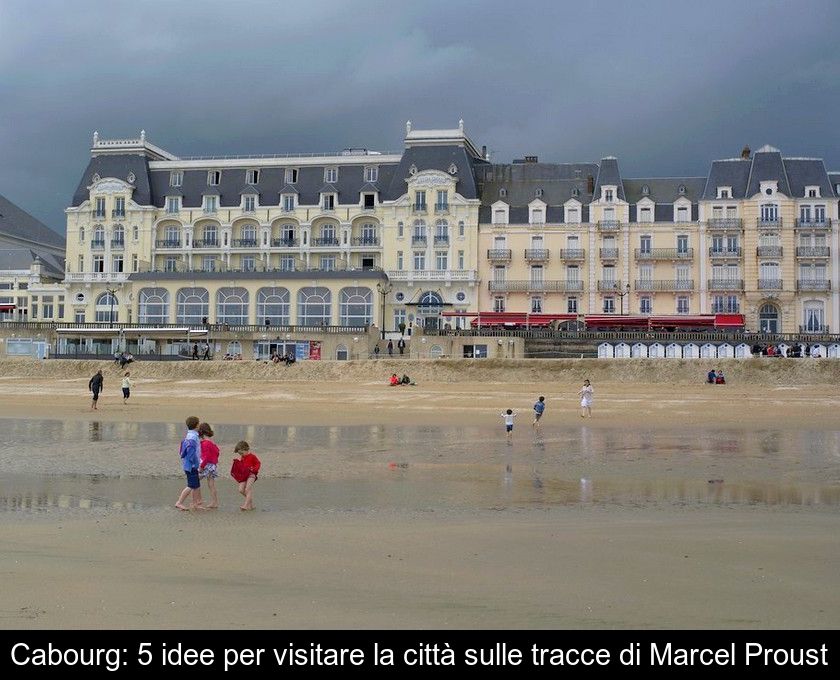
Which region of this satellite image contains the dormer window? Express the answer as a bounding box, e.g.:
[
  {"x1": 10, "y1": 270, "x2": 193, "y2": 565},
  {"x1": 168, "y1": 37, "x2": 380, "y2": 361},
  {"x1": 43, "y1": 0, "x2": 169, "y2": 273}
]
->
[
  {"x1": 530, "y1": 208, "x2": 544, "y2": 224},
  {"x1": 285, "y1": 168, "x2": 298, "y2": 184},
  {"x1": 639, "y1": 207, "x2": 653, "y2": 223},
  {"x1": 203, "y1": 195, "x2": 218, "y2": 214},
  {"x1": 760, "y1": 181, "x2": 778, "y2": 197},
  {"x1": 678, "y1": 184, "x2": 686, "y2": 195},
  {"x1": 717, "y1": 186, "x2": 731, "y2": 199},
  {"x1": 282, "y1": 194, "x2": 295, "y2": 212},
  {"x1": 322, "y1": 193, "x2": 336, "y2": 210},
  {"x1": 806, "y1": 186, "x2": 820, "y2": 198},
  {"x1": 207, "y1": 170, "x2": 221, "y2": 186},
  {"x1": 363, "y1": 193, "x2": 376, "y2": 209},
  {"x1": 166, "y1": 197, "x2": 180, "y2": 214},
  {"x1": 170, "y1": 171, "x2": 183, "y2": 188},
  {"x1": 499, "y1": 188, "x2": 507, "y2": 198},
  {"x1": 243, "y1": 195, "x2": 257, "y2": 213},
  {"x1": 246, "y1": 169, "x2": 260, "y2": 185},
  {"x1": 604, "y1": 189, "x2": 614, "y2": 202},
  {"x1": 641, "y1": 185, "x2": 649, "y2": 195},
  {"x1": 535, "y1": 188, "x2": 544, "y2": 198},
  {"x1": 324, "y1": 167, "x2": 338, "y2": 183},
  {"x1": 364, "y1": 166, "x2": 378, "y2": 182}
]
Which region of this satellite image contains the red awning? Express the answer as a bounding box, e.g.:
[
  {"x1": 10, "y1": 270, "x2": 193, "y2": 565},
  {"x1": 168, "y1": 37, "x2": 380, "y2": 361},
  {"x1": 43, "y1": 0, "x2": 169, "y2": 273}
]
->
[{"x1": 0, "y1": 304, "x2": 16, "y2": 312}]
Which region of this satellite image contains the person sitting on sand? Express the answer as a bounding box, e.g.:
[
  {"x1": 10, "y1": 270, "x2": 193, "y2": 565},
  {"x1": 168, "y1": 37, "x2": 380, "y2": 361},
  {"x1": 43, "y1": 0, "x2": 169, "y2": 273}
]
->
[
  {"x1": 389, "y1": 373, "x2": 399, "y2": 386},
  {"x1": 707, "y1": 369, "x2": 716, "y2": 384},
  {"x1": 401, "y1": 374, "x2": 412, "y2": 385},
  {"x1": 715, "y1": 371, "x2": 726, "y2": 385}
]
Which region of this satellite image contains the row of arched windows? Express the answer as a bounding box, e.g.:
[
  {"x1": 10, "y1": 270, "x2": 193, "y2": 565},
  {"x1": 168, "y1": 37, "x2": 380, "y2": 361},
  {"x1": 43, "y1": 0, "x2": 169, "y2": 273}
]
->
[{"x1": 136, "y1": 287, "x2": 373, "y2": 326}]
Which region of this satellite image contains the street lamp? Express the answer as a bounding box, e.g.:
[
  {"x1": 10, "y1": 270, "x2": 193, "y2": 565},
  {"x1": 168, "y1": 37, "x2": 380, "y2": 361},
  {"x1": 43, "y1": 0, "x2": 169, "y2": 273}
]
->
[
  {"x1": 105, "y1": 287, "x2": 118, "y2": 326},
  {"x1": 375, "y1": 281, "x2": 393, "y2": 340},
  {"x1": 617, "y1": 283, "x2": 631, "y2": 315}
]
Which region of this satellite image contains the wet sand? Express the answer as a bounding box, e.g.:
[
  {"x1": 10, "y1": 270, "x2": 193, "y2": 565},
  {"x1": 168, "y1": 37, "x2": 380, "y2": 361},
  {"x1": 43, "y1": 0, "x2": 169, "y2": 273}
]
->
[{"x1": 0, "y1": 367, "x2": 839, "y2": 629}]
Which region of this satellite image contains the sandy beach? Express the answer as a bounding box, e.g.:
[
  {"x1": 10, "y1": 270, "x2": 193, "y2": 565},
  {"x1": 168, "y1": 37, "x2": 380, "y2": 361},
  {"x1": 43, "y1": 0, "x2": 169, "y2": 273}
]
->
[{"x1": 0, "y1": 358, "x2": 838, "y2": 629}]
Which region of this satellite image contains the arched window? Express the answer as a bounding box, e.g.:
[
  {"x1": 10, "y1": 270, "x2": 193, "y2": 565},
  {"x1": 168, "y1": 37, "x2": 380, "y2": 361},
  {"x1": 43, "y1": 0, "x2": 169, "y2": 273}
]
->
[
  {"x1": 429, "y1": 344, "x2": 444, "y2": 358},
  {"x1": 163, "y1": 224, "x2": 181, "y2": 245},
  {"x1": 297, "y1": 287, "x2": 332, "y2": 325},
  {"x1": 803, "y1": 300, "x2": 825, "y2": 333},
  {"x1": 95, "y1": 291, "x2": 118, "y2": 322},
  {"x1": 240, "y1": 223, "x2": 257, "y2": 245},
  {"x1": 418, "y1": 290, "x2": 444, "y2": 314},
  {"x1": 176, "y1": 287, "x2": 209, "y2": 324},
  {"x1": 257, "y1": 287, "x2": 290, "y2": 325},
  {"x1": 138, "y1": 288, "x2": 170, "y2": 324},
  {"x1": 339, "y1": 287, "x2": 372, "y2": 326},
  {"x1": 112, "y1": 224, "x2": 125, "y2": 245},
  {"x1": 435, "y1": 219, "x2": 449, "y2": 240},
  {"x1": 203, "y1": 223, "x2": 218, "y2": 246},
  {"x1": 759, "y1": 303, "x2": 779, "y2": 333},
  {"x1": 93, "y1": 225, "x2": 105, "y2": 245},
  {"x1": 79, "y1": 226, "x2": 85, "y2": 242},
  {"x1": 216, "y1": 287, "x2": 249, "y2": 325},
  {"x1": 413, "y1": 220, "x2": 426, "y2": 237}
]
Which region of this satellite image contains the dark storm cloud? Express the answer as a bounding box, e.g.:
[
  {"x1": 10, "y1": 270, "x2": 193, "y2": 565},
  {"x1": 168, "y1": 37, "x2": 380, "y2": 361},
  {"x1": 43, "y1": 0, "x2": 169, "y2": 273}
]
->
[{"x1": 1, "y1": 0, "x2": 839, "y2": 232}]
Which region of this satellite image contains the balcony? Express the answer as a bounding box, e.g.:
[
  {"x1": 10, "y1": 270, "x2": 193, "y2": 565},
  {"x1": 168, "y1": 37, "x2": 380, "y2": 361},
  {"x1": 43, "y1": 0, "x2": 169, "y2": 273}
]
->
[
  {"x1": 796, "y1": 246, "x2": 830, "y2": 258},
  {"x1": 756, "y1": 246, "x2": 783, "y2": 257},
  {"x1": 800, "y1": 325, "x2": 829, "y2": 334},
  {"x1": 110, "y1": 239, "x2": 124, "y2": 249},
  {"x1": 757, "y1": 218, "x2": 783, "y2": 229},
  {"x1": 387, "y1": 270, "x2": 478, "y2": 283},
  {"x1": 411, "y1": 204, "x2": 427, "y2": 214},
  {"x1": 757, "y1": 279, "x2": 783, "y2": 290},
  {"x1": 708, "y1": 279, "x2": 744, "y2": 291},
  {"x1": 434, "y1": 204, "x2": 449, "y2": 214},
  {"x1": 598, "y1": 280, "x2": 625, "y2": 292},
  {"x1": 524, "y1": 248, "x2": 550, "y2": 262},
  {"x1": 64, "y1": 272, "x2": 130, "y2": 283},
  {"x1": 281, "y1": 205, "x2": 295, "y2": 213},
  {"x1": 706, "y1": 218, "x2": 742, "y2": 230},
  {"x1": 271, "y1": 238, "x2": 299, "y2": 248},
  {"x1": 91, "y1": 240, "x2": 106, "y2": 250},
  {"x1": 634, "y1": 280, "x2": 694, "y2": 291},
  {"x1": 231, "y1": 239, "x2": 259, "y2": 248},
  {"x1": 352, "y1": 236, "x2": 380, "y2": 246},
  {"x1": 111, "y1": 210, "x2": 125, "y2": 219},
  {"x1": 635, "y1": 248, "x2": 694, "y2": 260},
  {"x1": 487, "y1": 249, "x2": 512, "y2": 261},
  {"x1": 311, "y1": 237, "x2": 340, "y2": 247},
  {"x1": 600, "y1": 248, "x2": 619, "y2": 259},
  {"x1": 488, "y1": 280, "x2": 584, "y2": 293},
  {"x1": 797, "y1": 280, "x2": 831, "y2": 291},
  {"x1": 597, "y1": 220, "x2": 622, "y2": 231},
  {"x1": 193, "y1": 239, "x2": 220, "y2": 248},
  {"x1": 411, "y1": 235, "x2": 428, "y2": 246},
  {"x1": 91, "y1": 211, "x2": 107, "y2": 220},
  {"x1": 712, "y1": 305, "x2": 741, "y2": 314},
  {"x1": 202, "y1": 207, "x2": 218, "y2": 215},
  {"x1": 795, "y1": 219, "x2": 832, "y2": 230},
  {"x1": 155, "y1": 239, "x2": 181, "y2": 248},
  {"x1": 708, "y1": 247, "x2": 742, "y2": 258},
  {"x1": 559, "y1": 248, "x2": 586, "y2": 260},
  {"x1": 434, "y1": 235, "x2": 450, "y2": 246}
]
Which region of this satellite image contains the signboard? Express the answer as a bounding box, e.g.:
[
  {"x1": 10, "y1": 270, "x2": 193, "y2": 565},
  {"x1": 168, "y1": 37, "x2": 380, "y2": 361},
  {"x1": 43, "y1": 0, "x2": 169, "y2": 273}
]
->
[
  {"x1": 295, "y1": 341, "x2": 309, "y2": 361},
  {"x1": 309, "y1": 341, "x2": 322, "y2": 360}
]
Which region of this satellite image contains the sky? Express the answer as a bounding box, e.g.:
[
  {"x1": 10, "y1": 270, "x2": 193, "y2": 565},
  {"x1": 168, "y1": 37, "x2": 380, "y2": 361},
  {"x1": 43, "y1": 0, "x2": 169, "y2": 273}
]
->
[{"x1": 1, "y1": 0, "x2": 840, "y2": 234}]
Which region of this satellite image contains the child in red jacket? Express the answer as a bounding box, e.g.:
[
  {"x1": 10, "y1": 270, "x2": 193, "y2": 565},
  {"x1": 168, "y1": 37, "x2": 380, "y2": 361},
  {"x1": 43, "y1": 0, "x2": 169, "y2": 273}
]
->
[{"x1": 233, "y1": 440, "x2": 261, "y2": 511}]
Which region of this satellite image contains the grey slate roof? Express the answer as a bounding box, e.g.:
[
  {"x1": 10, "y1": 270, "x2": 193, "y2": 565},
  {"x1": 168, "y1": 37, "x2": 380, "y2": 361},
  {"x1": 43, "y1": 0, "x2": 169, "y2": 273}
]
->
[
  {"x1": 475, "y1": 162, "x2": 598, "y2": 208},
  {"x1": 622, "y1": 177, "x2": 706, "y2": 204},
  {"x1": 383, "y1": 145, "x2": 486, "y2": 201},
  {"x1": 746, "y1": 149, "x2": 791, "y2": 197},
  {"x1": 0, "y1": 248, "x2": 65, "y2": 279},
  {"x1": 71, "y1": 154, "x2": 153, "y2": 206},
  {"x1": 701, "y1": 159, "x2": 751, "y2": 199},
  {"x1": 593, "y1": 157, "x2": 625, "y2": 201},
  {"x1": 0, "y1": 192, "x2": 66, "y2": 250},
  {"x1": 783, "y1": 158, "x2": 834, "y2": 198}
]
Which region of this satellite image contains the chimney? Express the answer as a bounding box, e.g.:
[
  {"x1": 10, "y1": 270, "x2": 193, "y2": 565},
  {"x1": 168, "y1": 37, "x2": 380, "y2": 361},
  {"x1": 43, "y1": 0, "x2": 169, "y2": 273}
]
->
[
  {"x1": 741, "y1": 145, "x2": 751, "y2": 159},
  {"x1": 481, "y1": 145, "x2": 487, "y2": 159},
  {"x1": 586, "y1": 175, "x2": 595, "y2": 194}
]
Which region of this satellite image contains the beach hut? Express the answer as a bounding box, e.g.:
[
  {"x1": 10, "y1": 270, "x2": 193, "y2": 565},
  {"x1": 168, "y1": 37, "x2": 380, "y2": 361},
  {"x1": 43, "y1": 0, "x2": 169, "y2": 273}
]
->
[
  {"x1": 665, "y1": 343, "x2": 682, "y2": 358},
  {"x1": 648, "y1": 343, "x2": 664, "y2": 358},
  {"x1": 614, "y1": 342, "x2": 631, "y2": 358},
  {"x1": 682, "y1": 343, "x2": 700, "y2": 358},
  {"x1": 717, "y1": 343, "x2": 734, "y2": 358},
  {"x1": 631, "y1": 343, "x2": 648, "y2": 358},
  {"x1": 827, "y1": 344, "x2": 840, "y2": 358},
  {"x1": 597, "y1": 342, "x2": 614, "y2": 358},
  {"x1": 700, "y1": 343, "x2": 717, "y2": 358},
  {"x1": 734, "y1": 343, "x2": 751, "y2": 358},
  {"x1": 810, "y1": 343, "x2": 825, "y2": 358}
]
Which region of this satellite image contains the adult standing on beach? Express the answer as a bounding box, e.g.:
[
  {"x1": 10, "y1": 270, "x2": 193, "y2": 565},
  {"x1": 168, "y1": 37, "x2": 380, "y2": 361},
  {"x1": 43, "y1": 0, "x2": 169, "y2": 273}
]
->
[
  {"x1": 398, "y1": 337, "x2": 406, "y2": 355},
  {"x1": 387, "y1": 339, "x2": 394, "y2": 356},
  {"x1": 192, "y1": 343, "x2": 199, "y2": 360},
  {"x1": 88, "y1": 370, "x2": 104, "y2": 410},
  {"x1": 121, "y1": 371, "x2": 132, "y2": 404},
  {"x1": 578, "y1": 380, "x2": 593, "y2": 418}
]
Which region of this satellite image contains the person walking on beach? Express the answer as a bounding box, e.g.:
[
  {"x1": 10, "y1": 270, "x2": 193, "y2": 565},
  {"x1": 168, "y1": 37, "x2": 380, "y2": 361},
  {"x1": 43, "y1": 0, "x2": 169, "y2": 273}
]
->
[
  {"x1": 175, "y1": 416, "x2": 204, "y2": 511},
  {"x1": 197, "y1": 422, "x2": 220, "y2": 509},
  {"x1": 121, "y1": 372, "x2": 132, "y2": 404},
  {"x1": 88, "y1": 370, "x2": 104, "y2": 410},
  {"x1": 192, "y1": 343, "x2": 199, "y2": 360},
  {"x1": 532, "y1": 396, "x2": 546, "y2": 428},
  {"x1": 202, "y1": 343, "x2": 211, "y2": 360},
  {"x1": 398, "y1": 337, "x2": 406, "y2": 355},
  {"x1": 501, "y1": 408, "x2": 517, "y2": 439},
  {"x1": 387, "y1": 339, "x2": 394, "y2": 356},
  {"x1": 578, "y1": 380, "x2": 593, "y2": 418},
  {"x1": 373, "y1": 344, "x2": 380, "y2": 359},
  {"x1": 232, "y1": 441, "x2": 260, "y2": 511}
]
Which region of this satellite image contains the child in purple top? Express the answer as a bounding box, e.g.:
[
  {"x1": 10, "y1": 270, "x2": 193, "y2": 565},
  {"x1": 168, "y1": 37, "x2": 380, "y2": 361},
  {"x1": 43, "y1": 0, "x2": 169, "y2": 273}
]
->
[{"x1": 175, "y1": 416, "x2": 205, "y2": 511}]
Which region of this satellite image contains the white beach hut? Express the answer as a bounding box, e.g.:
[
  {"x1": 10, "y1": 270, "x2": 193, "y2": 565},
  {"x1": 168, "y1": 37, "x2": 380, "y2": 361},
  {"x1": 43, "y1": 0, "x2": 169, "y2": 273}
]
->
[
  {"x1": 631, "y1": 343, "x2": 648, "y2": 358},
  {"x1": 665, "y1": 343, "x2": 682, "y2": 358},
  {"x1": 827, "y1": 343, "x2": 840, "y2": 358},
  {"x1": 700, "y1": 343, "x2": 717, "y2": 358},
  {"x1": 648, "y1": 342, "x2": 665, "y2": 358},
  {"x1": 598, "y1": 342, "x2": 614, "y2": 358},
  {"x1": 810, "y1": 343, "x2": 825, "y2": 358},
  {"x1": 682, "y1": 343, "x2": 700, "y2": 358},
  {"x1": 734, "y1": 343, "x2": 751, "y2": 358},
  {"x1": 614, "y1": 342, "x2": 631, "y2": 358},
  {"x1": 717, "y1": 343, "x2": 734, "y2": 358}
]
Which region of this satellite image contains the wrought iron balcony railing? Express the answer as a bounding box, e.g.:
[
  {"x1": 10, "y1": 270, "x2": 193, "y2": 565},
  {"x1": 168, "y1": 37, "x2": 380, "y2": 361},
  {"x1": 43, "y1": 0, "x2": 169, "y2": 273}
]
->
[
  {"x1": 756, "y1": 246, "x2": 783, "y2": 257},
  {"x1": 486, "y1": 249, "x2": 512, "y2": 260},
  {"x1": 757, "y1": 279, "x2": 783, "y2": 290},
  {"x1": 708, "y1": 248, "x2": 742, "y2": 258},
  {"x1": 524, "y1": 248, "x2": 550, "y2": 261},
  {"x1": 796, "y1": 280, "x2": 830, "y2": 291},
  {"x1": 599, "y1": 248, "x2": 619, "y2": 259},
  {"x1": 635, "y1": 248, "x2": 694, "y2": 260},
  {"x1": 559, "y1": 249, "x2": 586, "y2": 260},
  {"x1": 795, "y1": 246, "x2": 830, "y2": 258},
  {"x1": 708, "y1": 279, "x2": 744, "y2": 291},
  {"x1": 634, "y1": 280, "x2": 694, "y2": 291}
]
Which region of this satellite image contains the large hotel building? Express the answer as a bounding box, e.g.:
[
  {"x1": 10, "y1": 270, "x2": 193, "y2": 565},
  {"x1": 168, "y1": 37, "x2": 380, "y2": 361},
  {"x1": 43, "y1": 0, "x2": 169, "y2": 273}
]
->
[{"x1": 5, "y1": 120, "x2": 836, "y2": 356}]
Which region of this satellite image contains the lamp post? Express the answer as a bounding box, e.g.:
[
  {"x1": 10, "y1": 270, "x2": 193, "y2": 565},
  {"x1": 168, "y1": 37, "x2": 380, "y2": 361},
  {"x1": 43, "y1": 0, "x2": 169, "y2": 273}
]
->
[
  {"x1": 376, "y1": 281, "x2": 393, "y2": 340},
  {"x1": 617, "y1": 283, "x2": 631, "y2": 315}
]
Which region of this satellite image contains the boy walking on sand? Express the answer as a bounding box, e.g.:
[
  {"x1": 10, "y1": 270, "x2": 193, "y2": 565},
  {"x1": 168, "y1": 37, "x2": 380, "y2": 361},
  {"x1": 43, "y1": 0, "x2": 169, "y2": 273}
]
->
[
  {"x1": 175, "y1": 416, "x2": 204, "y2": 511},
  {"x1": 501, "y1": 409, "x2": 517, "y2": 439},
  {"x1": 532, "y1": 396, "x2": 546, "y2": 428}
]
